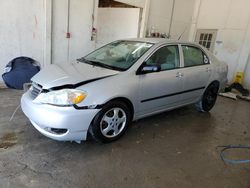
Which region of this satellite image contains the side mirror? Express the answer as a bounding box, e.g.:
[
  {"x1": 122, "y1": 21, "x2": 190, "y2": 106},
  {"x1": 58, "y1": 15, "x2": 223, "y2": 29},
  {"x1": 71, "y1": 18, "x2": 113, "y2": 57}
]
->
[{"x1": 139, "y1": 65, "x2": 161, "y2": 74}]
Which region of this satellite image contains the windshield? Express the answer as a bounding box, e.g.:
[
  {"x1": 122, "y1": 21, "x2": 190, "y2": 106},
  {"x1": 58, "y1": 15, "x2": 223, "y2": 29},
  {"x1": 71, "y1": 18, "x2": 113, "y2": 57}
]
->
[{"x1": 79, "y1": 41, "x2": 153, "y2": 71}]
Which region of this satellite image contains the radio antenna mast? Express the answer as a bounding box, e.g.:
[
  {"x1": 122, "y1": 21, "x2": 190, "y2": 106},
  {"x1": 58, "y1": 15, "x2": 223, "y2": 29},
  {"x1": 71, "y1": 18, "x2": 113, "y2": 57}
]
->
[{"x1": 178, "y1": 25, "x2": 188, "y2": 40}]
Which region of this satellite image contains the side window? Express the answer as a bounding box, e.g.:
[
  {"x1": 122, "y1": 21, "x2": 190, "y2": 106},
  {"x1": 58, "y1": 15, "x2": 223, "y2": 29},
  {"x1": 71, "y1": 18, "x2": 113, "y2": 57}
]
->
[
  {"x1": 145, "y1": 45, "x2": 180, "y2": 71},
  {"x1": 182, "y1": 46, "x2": 209, "y2": 67}
]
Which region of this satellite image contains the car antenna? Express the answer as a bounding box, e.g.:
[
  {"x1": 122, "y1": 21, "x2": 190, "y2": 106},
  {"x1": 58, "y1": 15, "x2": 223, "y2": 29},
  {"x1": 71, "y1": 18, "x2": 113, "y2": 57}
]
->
[{"x1": 178, "y1": 25, "x2": 188, "y2": 40}]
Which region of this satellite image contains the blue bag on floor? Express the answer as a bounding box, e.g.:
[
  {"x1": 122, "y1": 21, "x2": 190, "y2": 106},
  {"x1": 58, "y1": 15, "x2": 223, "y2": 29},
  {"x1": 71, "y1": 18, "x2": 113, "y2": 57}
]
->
[{"x1": 2, "y1": 57, "x2": 40, "y2": 90}]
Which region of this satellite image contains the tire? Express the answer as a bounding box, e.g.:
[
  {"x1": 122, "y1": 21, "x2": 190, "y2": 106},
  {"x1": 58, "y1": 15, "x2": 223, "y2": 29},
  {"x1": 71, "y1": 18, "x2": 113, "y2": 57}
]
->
[
  {"x1": 196, "y1": 82, "x2": 219, "y2": 112},
  {"x1": 89, "y1": 101, "x2": 132, "y2": 143}
]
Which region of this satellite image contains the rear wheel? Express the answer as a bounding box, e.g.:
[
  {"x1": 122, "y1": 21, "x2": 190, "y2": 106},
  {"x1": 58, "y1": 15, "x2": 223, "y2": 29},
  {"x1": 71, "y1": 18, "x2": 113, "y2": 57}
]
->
[
  {"x1": 89, "y1": 101, "x2": 131, "y2": 143},
  {"x1": 196, "y1": 82, "x2": 219, "y2": 112}
]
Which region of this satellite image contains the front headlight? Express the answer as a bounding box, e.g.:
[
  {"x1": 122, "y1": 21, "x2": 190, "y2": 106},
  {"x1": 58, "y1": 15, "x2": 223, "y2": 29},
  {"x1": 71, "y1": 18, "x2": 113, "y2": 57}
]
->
[{"x1": 33, "y1": 89, "x2": 87, "y2": 106}]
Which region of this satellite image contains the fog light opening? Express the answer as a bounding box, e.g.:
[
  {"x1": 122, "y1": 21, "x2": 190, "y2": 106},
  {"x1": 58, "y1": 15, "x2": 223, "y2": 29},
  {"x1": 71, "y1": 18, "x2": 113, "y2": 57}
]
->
[{"x1": 45, "y1": 127, "x2": 68, "y2": 135}]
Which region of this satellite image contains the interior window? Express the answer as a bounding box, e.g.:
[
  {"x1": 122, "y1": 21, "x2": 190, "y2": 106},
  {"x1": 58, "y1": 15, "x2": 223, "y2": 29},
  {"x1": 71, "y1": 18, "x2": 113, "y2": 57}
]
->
[
  {"x1": 182, "y1": 46, "x2": 208, "y2": 67},
  {"x1": 145, "y1": 45, "x2": 180, "y2": 71}
]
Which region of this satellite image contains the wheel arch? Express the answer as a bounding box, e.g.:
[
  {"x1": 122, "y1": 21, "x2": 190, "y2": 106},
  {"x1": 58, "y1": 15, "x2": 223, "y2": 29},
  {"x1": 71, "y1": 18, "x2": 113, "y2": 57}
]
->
[
  {"x1": 200, "y1": 80, "x2": 220, "y2": 98},
  {"x1": 104, "y1": 97, "x2": 135, "y2": 120},
  {"x1": 87, "y1": 97, "x2": 135, "y2": 141},
  {"x1": 208, "y1": 80, "x2": 220, "y2": 88},
  {"x1": 206, "y1": 80, "x2": 220, "y2": 89}
]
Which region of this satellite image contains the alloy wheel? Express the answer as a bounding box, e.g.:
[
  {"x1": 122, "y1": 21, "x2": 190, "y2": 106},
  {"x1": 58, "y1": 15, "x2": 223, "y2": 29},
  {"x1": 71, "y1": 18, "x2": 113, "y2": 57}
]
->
[{"x1": 100, "y1": 108, "x2": 127, "y2": 138}]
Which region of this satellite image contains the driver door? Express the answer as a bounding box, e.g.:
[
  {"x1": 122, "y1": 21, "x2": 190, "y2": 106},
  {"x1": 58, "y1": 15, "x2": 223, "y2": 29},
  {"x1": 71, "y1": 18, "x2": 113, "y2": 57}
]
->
[{"x1": 137, "y1": 45, "x2": 184, "y2": 116}]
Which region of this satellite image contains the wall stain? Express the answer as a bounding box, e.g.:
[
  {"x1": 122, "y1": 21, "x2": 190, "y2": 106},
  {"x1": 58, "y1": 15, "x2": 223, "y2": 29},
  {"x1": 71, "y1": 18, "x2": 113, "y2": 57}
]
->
[
  {"x1": 34, "y1": 15, "x2": 38, "y2": 27},
  {"x1": 33, "y1": 15, "x2": 38, "y2": 39},
  {"x1": 0, "y1": 132, "x2": 17, "y2": 150}
]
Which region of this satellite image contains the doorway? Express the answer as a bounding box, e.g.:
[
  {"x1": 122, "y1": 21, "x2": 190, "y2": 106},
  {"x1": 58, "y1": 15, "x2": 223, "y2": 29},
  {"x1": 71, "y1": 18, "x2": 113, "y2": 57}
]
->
[
  {"x1": 96, "y1": 0, "x2": 141, "y2": 47},
  {"x1": 51, "y1": 0, "x2": 94, "y2": 64}
]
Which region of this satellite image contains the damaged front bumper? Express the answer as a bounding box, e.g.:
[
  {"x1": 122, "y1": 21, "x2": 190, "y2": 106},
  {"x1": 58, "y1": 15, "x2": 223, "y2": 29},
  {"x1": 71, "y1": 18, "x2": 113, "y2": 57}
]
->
[{"x1": 21, "y1": 92, "x2": 100, "y2": 142}]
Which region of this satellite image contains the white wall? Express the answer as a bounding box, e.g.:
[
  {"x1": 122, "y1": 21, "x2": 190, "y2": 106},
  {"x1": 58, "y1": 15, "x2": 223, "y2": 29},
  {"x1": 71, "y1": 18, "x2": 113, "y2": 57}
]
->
[
  {"x1": 170, "y1": 0, "x2": 196, "y2": 39},
  {"x1": 0, "y1": 0, "x2": 95, "y2": 86},
  {"x1": 147, "y1": 0, "x2": 173, "y2": 35},
  {"x1": 195, "y1": 0, "x2": 250, "y2": 86},
  {"x1": 115, "y1": 0, "x2": 146, "y2": 8},
  {"x1": 52, "y1": 0, "x2": 95, "y2": 64},
  {"x1": 147, "y1": 0, "x2": 195, "y2": 40},
  {"x1": 1, "y1": 0, "x2": 250, "y2": 88},
  {"x1": 244, "y1": 57, "x2": 250, "y2": 87},
  {"x1": 96, "y1": 8, "x2": 140, "y2": 47},
  {"x1": 146, "y1": 0, "x2": 250, "y2": 87},
  {"x1": 0, "y1": 0, "x2": 46, "y2": 83}
]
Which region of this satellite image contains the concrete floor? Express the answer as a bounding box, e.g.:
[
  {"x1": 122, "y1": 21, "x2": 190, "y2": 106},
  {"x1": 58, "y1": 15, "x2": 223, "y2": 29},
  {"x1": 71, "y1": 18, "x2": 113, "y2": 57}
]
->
[{"x1": 0, "y1": 89, "x2": 250, "y2": 188}]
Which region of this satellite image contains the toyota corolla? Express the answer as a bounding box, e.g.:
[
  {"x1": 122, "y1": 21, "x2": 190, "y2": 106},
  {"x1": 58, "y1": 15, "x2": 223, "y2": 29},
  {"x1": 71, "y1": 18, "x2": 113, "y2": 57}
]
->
[{"x1": 21, "y1": 38, "x2": 228, "y2": 143}]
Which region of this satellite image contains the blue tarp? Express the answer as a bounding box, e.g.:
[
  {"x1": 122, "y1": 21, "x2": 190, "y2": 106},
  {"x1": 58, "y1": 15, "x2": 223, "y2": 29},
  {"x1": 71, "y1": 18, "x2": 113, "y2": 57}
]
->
[{"x1": 2, "y1": 57, "x2": 40, "y2": 90}]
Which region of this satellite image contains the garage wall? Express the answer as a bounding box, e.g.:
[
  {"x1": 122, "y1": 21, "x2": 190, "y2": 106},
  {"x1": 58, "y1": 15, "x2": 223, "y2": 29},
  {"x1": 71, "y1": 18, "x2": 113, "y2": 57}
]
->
[
  {"x1": 147, "y1": 0, "x2": 195, "y2": 40},
  {"x1": 0, "y1": 0, "x2": 46, "y2": 84},
  {"x1": 96, "y1": 8, "x2": 140, "y2": 47},
  {"x1": 146, "y1": 0, "x2": 250, "y2": 87},
  {"x1": 0, "y1": 0, "x2": 95, "y2": 86},
  {"x1": 1, "y1": 0, "x2": 250, "y2": 88},
  {"x1": 0, "y1": 0, "x2": 195, "y2": 86},
  {"x1": 170, "y1": 0, "x2": 196, "y2": 40},
  {"x1": 115, "y1": 0, "x2": 145, "y2": 8},
  {"x1": 195, "y1": 0, "x2": 250, "y2": 86},
  {"x1": 244, "y1": 58, "x2": 250, "y2": 88},
  {"x1": 52, "y1": 0, "x2": 95, "y2": 64}
]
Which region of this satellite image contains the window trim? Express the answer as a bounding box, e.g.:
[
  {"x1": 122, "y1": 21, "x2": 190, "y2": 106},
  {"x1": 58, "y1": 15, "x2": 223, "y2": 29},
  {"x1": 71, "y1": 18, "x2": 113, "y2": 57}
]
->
[
  {"x1": 180, "y1": 44, "x2": 210, "y2": 68},
  {"x1": 136, "y1": 44, "x2": 181, "y2": 74}
]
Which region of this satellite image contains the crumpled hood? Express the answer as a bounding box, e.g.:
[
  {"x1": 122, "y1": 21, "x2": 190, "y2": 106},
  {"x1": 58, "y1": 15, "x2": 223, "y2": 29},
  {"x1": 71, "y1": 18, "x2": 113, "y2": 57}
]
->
[{"x1": 31, "y1": 61, "x2": 119, "y2": 89}]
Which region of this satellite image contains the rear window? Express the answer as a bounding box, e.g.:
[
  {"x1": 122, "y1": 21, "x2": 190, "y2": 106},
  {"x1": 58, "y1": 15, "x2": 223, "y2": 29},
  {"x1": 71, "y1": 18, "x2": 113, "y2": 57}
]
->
[{"x1": 182, "y1": 46, "x2": 208, "y2": 67}]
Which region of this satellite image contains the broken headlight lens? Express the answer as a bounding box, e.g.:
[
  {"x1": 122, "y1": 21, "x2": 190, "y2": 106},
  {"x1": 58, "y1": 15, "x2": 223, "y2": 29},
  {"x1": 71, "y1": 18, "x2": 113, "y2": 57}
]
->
[{"x1": 33, "y1": 89, "x2": 87, "y2": 106}]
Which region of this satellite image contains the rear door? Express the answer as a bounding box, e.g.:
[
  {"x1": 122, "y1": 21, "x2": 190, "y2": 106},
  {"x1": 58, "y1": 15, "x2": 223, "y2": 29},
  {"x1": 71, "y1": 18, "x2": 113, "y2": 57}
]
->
[
  {"x1": 180, "y1": 45, "x2": 212, "y2": 103},
  {"x1": 138, "y1": 45, "x2": 183, "y2": 116}
]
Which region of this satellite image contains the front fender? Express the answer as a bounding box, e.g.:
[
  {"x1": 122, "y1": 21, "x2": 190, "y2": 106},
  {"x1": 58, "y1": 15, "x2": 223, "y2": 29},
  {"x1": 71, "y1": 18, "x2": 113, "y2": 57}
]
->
[{"x1": 75, "y1": 72, "x2": 140, "y2": 113}]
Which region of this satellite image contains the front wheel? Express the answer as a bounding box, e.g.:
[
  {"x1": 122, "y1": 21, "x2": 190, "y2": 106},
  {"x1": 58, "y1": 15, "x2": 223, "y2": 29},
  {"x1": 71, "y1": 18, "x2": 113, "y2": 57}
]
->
[
  {"x1": 89, "y1": 101, "x2": 131, "y2": 143},
  {"x1": 196, "y1": 82, "x2": 219, "y2": 112}
]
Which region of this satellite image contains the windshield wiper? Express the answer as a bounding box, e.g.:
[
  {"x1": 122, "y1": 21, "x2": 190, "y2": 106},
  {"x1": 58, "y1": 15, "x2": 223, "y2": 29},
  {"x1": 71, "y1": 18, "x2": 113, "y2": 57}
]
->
[
  {"x1": 77, "y1": 58, "x2": 124, "y2": 71},
  {"x1": 89, "y1": 60, "x2": 121, "y2": 71},
  {"x1": 77, "y1": 58, "x2": 94, "y2": 65}
]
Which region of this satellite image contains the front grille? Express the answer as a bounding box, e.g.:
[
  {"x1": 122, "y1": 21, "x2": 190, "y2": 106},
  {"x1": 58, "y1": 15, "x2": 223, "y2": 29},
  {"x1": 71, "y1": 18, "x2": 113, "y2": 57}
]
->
[{"x1": 30, "y1": 83, "x2": 42, "y2": 99}]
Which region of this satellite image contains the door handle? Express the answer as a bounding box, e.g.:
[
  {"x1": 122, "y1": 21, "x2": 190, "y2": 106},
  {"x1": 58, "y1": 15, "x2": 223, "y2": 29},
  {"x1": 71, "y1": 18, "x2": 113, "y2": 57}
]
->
[
  {"x1": 176, "y1": 72, "x2": 184, "y2": 78},
  {"x1": 206, "y1": 67, "x2": 211, "y2": 72}
]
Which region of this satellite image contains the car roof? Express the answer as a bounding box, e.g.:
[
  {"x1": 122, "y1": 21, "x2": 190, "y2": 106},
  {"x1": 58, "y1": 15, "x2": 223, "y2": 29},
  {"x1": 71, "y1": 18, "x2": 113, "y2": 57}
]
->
[
  {"x1": 124, "y1": 38, "x2": 169, "y2": 44},
  {"x1": 122, "y1": 37, "x2": 199, "y2": 45},
  {"x1": 122, "y1": 38, "x2": 210, "y2": 51},
  {"x1": 119, "y1": 38, "x2": 211, "y2": 57}
]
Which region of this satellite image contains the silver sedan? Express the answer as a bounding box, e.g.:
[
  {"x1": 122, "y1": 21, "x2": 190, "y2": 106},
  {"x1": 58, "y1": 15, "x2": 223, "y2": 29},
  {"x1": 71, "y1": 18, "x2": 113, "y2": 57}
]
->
[{"x1": 21, "y1": 38, "x2": 228, "y2": 143}]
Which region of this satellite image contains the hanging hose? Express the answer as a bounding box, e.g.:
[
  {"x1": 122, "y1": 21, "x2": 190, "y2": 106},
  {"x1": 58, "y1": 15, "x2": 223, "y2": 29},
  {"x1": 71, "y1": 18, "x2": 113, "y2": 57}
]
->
[
  {"x1": 218, "y1": 145, "x2": 250, "y2": 164},
  {"x1": 9, "y1": 104, "x2": 21, "y2": 122}
]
